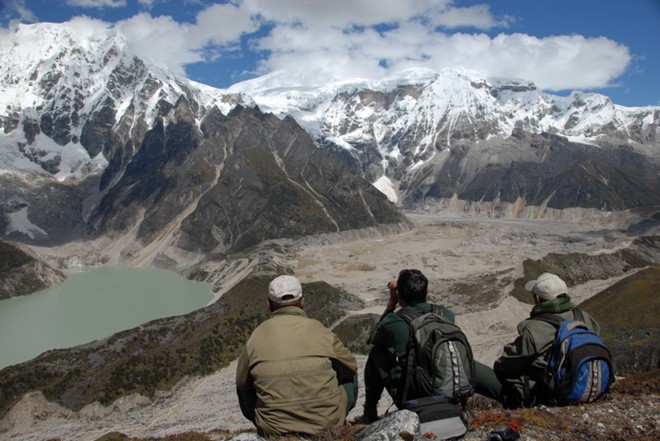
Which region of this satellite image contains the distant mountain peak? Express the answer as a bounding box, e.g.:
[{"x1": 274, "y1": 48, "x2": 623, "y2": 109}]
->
[
  {"x1": 0, "y1": 21, "x2": 658, "y2": 224},
  {"x1": 0, "y1": 21, "x2": 253, "y2": 180}
]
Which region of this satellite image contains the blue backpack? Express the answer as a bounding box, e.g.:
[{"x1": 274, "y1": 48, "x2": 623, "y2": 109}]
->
[{"x1": 536, "y1": 309, "x2": 614, "y2": 404}]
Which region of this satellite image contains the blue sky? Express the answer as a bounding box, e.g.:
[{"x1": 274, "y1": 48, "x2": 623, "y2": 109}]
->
[{"x1": 1, "y1": 0, "x2": 658, "y2": 107}]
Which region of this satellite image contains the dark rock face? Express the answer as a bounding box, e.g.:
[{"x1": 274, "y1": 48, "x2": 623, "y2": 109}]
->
[
  {"x1": 80, "y1": 97, "x2": 117, "y2": 158},
  {"x1": 0, "y1": 174, "x2": 96, "y2": 246},
  {"x1": 88, "y1": 103, "x2": 408, "y2": 254},
  {"x1": 402, "y1": 134, "x2": 660, "y2": 210},
  {"x1": 0, "y1": 239, "x2": 66, "y2": 299}
]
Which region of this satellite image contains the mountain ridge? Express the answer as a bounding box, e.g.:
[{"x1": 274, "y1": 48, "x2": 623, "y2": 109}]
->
[
  {"x1": 0, "y1": 21, "x2": 658, "y2": 271},
  {"x1": 2, "y1": 22, "x2": 657, "y2": 191},
  {"x1": 1, "y1": 22, "x2": 409, "y2": 266}
]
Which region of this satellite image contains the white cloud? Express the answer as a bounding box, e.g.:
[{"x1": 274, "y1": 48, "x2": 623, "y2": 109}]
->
[
  {"x1": 64, "y1": 15, "x2": 113, "y2": 44},
  {"x1": 190, "y1": 3, "x2": 258, "y2": 47},
  {"x1": 4, "y1": 0, "x2": 631, "y2": 94},
  {"x1": 481, "y1": 34, "x2": 631, "y2": 90},
  {"x1": 114, "y1": 14, "x2": 196, "y2": 74},
  {"x1": 229, "y1": 0, "x2": 630, "y2": 92},
  {"x1": 249, "y1": 12, "x2": 630, "y2": 92},
  {"x1": 242, "y1": 0, "x2": 449, "y2": 28},
  {"x1": 65, "y1": 0, "x2": 127, "y2": 8},
  {"x1": 114, "y1": 3, "x2": 257, "y2": 74}
]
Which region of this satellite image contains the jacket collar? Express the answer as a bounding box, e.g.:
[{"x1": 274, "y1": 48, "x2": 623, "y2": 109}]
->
[
  {"x1": 530, "y1": 294, "x2": 575, "y2": 316},
  {"x1": 272, "y1": 305, "x2": 307, "y2": 317}
]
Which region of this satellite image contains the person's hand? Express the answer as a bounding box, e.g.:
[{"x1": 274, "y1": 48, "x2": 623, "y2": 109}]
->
[{"x1": 386, "y1": 279, "x2": 398, "y2": 312}]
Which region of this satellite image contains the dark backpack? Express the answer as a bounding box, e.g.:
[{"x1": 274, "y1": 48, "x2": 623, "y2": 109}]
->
[
  {"x1": 397, "y1": 305, "x2": 476, "y2": 405},
  {"x1": 535, "y1": 309, "x2": 615, "y2": 404}
]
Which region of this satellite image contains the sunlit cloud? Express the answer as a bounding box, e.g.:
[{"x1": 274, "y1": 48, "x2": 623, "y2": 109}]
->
[
  {"x1": 1, "y1": 0, "x2": 634, "y2": 93},
  {"x1": 65, "y1": 0, "x2": 127, "y2": 8}
]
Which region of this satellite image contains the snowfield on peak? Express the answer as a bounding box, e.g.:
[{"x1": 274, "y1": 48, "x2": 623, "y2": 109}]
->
[
  {"x1": 0, "y1": 22, "x2": 251, "y2": 180},
  {"x1": 0, "y1": 21, "x2": 658, "y2": 203},
  {"x1": 230, "y1": 66, "x2": 657, "y2": 145}
]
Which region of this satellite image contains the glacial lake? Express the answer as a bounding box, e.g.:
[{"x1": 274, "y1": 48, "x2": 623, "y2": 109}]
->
[{"x1": 0, "y1": 266, "x2": 213, "y2": 370}]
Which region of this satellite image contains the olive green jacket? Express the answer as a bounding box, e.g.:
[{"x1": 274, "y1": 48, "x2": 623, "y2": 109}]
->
[
  {"x1": 493, "y1": 295, "x2": 600, "y2": 404},
  {"x1": 236, "y1": 306, "x2": 357, "y2": 437}
]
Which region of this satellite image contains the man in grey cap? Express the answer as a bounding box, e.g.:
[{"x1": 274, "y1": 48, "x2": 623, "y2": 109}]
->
[
  {"x1": 474, "y1": 272, "x2": 601, "y2": 407},
  {"x1": 236, "y1": 275, "x2": 358, "y2": 437}
]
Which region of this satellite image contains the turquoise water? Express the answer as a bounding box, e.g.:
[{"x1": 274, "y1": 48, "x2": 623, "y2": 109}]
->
[{"x1": 0, "y1": 266, "x2": 213, "y2": 370}]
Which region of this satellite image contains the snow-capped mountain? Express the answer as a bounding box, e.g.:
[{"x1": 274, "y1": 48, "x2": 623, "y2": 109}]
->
[
  {"x1": 232, "y1": 67, "x2": 658, "y2": 145},
  {"x1": 1, "y1": 21, "x2": 659, "y2": 254},
  {"x1": 230, "y1": 68, "x2": 659, "y2": 205},
  {"x1": 0, "y1": 22, "x2": 251, "y2": 183},
  {"x1": 0, "y1": 22, "x2": 406, "y2": 257}
]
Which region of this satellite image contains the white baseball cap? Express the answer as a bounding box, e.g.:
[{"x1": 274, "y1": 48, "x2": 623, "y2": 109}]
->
[
  {"x1": 524, "y1": 272, "x2": 567, "y2": 301},
  {"x1": 268, "y1": 275, "x2": 303, "y2": 304}
]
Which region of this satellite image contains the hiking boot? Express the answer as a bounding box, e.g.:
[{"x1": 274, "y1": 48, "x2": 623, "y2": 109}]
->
[{"x1": 357, "y1": 403, "x2": 378, "y2": 424}]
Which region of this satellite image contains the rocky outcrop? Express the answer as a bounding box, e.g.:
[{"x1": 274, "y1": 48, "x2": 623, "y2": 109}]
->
[
  {"x1": 400, "y1": 133, "x2": 660, "y2": 211},
  {"x1": 0, "y1": 239, "x2": 66, "y2": 299},
  {"x1": 510, "y1": 235, "x2": 660, "y2": 303},
  {"x1": 0, "y1": 174, "x2": 98, "y2": 246},
  {"x1": 223, "y1": 411, "x2": 427, "y2": 441}
]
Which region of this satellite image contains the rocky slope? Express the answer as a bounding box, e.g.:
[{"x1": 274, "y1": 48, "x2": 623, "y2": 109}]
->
[
  {"x1": 1, "y1": 219, "x2": 658, "y2": 429},
  {"x1": 1, "y1": 273, "x2": 657, "y2": 440},
  {"x1": 1, "y1": 22, "x2": 409, "y2": 282},
  {"x1": 85, "y1": 102, "x2": 409, "y2": 263},
  {"x1": 1, "y1": 23, "x2": 659, "y2": 264},
  {"x1": 0, "y1": 238, "x2": 66, "y2": 299},
  {"x1": 580, "y1": 265, "x2": 660, "y2": 374}
]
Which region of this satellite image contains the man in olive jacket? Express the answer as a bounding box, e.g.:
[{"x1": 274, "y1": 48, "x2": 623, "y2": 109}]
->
[
  {"x1": 476, "y1": 272, "x2": 601, "y2": 408},
  {"x1": 236, "y1": 275, "x2": 358, "y2": 437}
]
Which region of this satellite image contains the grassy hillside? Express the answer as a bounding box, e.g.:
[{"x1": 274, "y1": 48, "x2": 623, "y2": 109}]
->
[
  {"x1": 0, "y1": 276, "x2": 361, "y2": 420},
  {"x1": 579, "y1": 265, "x2": 660, "y2": 374}
]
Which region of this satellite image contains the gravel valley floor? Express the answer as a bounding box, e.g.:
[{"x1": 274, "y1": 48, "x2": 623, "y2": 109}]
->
[{"x1": 1, "y1": 212, "x2": 656, "y2": 440}]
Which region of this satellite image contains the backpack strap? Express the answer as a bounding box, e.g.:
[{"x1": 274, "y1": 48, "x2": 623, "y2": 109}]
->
[
  {"x1": 396, "y1": 307, "x2": 420, "y2": 324},
  {"x1": 397, "y1": 309, "x2": 417, "y2": 404},
  {"x1": 396, "y1": 307, "x2": 421, "y2": 404},
  {"x1": 533, "y1": 312, "x2": 564, "y2": 328},
  {"x1": 572, "y1": 308, "x2": 586, "y2": 322},
  {"x1": 396, "y1": 304, "x2": 446, "y2": 323},
  {"x1": 527, "y1": 312, "x2": 564, "y2": 404},
  {"x1": 431, "y1": 304, "x2": 446, "y2": 318},
  {"x1": 535, "y1": 308, "x2": 586, "y2": 329}
]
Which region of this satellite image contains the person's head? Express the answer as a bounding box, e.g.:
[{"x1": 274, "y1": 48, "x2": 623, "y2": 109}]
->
[
  {"x1": 396, "y1": 269, "x2": 428, "y2": 306},
  {"x1": 524, "y1": 272, "x2": 567, "y2": 304},
  {"x1": 268, "y1": 275, "x2": 304, "y2": 311}
]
